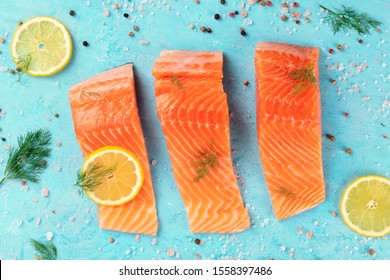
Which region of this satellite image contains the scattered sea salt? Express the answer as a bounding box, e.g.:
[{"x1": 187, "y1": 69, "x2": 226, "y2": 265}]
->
[
  {"x1": 46, "y1": 231, "x2": 53, "y2": 241},
  {"x1": 243, "y1": 18, "x2": 252, "y2": 25}
]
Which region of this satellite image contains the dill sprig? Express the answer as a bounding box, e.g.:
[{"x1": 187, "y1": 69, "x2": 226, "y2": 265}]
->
[
  {"x1": 30, "y1": 239, "x2": 57, "y2": 260},
  {"x1": 15, "y1": 54, "x2": 32, "y2": 82},
  {"x1": 75, "y1": 164, "x2": 116, "y2": 196},
  {"x1": 79, "y1": 90, "x2": 101, "y2": 99},
  {"x1": 193, "y1": 139, "x2": 218, "y2": 182},
  {"x1": 320, "y1": 5, "x2": 382, "y2": 35},
  {"x1": 288, "y1": 62, "x2": 317, "y2": 95},
  {"x1": 171, "y1": 74, "x2": 183, "y2": 89},
  {"x1": 276, "y1": 187, "x2": 296, "y2": 197},
  {"x1": 0, "y1": 129, "x2": 52, "y2": 186}
]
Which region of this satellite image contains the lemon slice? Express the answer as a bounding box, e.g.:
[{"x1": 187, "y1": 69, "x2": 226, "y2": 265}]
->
[
  {"x1": 10, "y1": 16, "x2": 72, "y2": 76},
  {"x1": 340, "y1": 175, "x2": 390, "y2": 237},
  {"x1": 82, "y1": 146, "x2": 144, "y2": 206}
]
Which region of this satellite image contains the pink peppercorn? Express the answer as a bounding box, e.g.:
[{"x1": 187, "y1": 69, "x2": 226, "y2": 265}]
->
[
  {"x1": 229, "y1": 12, "x2": 234, "y2": 17},
  {"x1": 328, "y1": 48, "x2": 334, "y2": 54},
  {"x1": 266, "y1": 1, "x2": 272, "y2": 6},
  {"x1": 293, "y1": 2, "x2": 298, "y2": 7}
]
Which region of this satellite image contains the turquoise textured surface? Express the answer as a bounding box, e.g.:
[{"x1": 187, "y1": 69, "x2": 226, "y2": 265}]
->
[{"x1": 0, "y1": 0, "x2": 389, "y2": 260}]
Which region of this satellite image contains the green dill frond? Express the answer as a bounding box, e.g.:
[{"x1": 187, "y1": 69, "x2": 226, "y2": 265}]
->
[
  {"x1": 79, "y1": 91, "x2": 101, "y2": 99},
  {"x1": 15, "y1": 54, "x2": 32, "y2": 81},
  {"x1": 276, "y1": 187, "x2": 296, "y2": 197},
  {"x1": 75, "y1": 164, "x2": 116, "y2": 196},
  {"x1": 193, "y1": 139, "x2": 218, "y2": 182},
  {"x1": 171, "y1": 74, "x2": 183, "y2": 89},
  {"x1": 320, "y1": 5, "x2": 382, "y2": 35},
  {"x1": 0, "y1": 129, "x2": 52, "y2": 185},
  {"x1": 30, "y1": 239, "x2": 57, "y2": 260},
  {"x1": 288, "y1": 62, "x2": 317, "y2": 95}
]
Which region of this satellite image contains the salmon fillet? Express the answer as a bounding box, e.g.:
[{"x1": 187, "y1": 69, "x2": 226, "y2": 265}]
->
[
  {"x1": 69, "y1": 63, "x2": 158, "y2": 235},
  {"x1": 255, "y1": 42, "x2": 325, "y2": 220},
  {"x1": 153, "y1": 50, "x2": 250, "y2": 233}
]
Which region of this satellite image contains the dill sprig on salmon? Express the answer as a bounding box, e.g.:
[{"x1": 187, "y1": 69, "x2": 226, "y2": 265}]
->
[
  {"x1": 193, "y1": 139, "x2": 218, "y2": 182},
  {"x1": 288, "y1": 62, "x2": 317, "y2": 95},
  {"x1": 171, "y1": 74, "x2": 183, "y2": 89}
]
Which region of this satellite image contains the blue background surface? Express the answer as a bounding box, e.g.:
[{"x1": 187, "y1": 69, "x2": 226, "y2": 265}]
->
[{"x1": 0, "y1": 0, "x2": 389, "y2": 260}]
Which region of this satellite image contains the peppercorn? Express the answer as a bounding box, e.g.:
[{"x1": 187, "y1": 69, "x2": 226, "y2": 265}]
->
[
  {"x1": 266, "y1": 1, "x2": 272, "y2": 6},
  {"x1": 1, "y1": 137, "x2": 6, "y2": 142},
  {"x1": 234, "y1": 11, "x2": 239, "y2": 15},
  {"x1": 240, "y1": 30, "x2": 247, "y2": 36},
  {"x1": 328, "y1": 48, "x2": 334, "y2": 54},
  {"x1": 206, "y1": 27, "x2": 212, "y2": 33},
  {"x1": 82, "y1": 41, "x2": 89, "y2": 47},
  {"x1": 128, "y1": 31, "x2": 134, "y2": 37},
  {"x1": 21, "y1": 180, "x2": 26, "y2": 186},
  {"x1": 305, "y1": 17, "x2": 310, "y2": 22},
  {"x1": 295, "y1": 20, "x2": 300, "y2": 24},
  {"x1": 331, "y1": 211, "x2": 337, "y2": 217},
  {"x1": 18, "y1": 21, "x2": 23, "y2": 26},
  {"x1": 124, "y1": 13, "x2": 129, "y2": 18},
  {"x1": 343, "y1": 112, "x2": 349, "y2": 118},
  {"x1": 42, "y1": 159, "x2": 47, "y2": 165},
  {"x1": 54, "y1": 113, "x2": 59, "y2": 118},
  {"x1": 282, "y1": 2, "x2": 288, "y2": 8},
  {"x1": 345, "y1": 148, "x2": 352, "y2": 154},
  {"x1": 244, "y1": 80, "x2": 250, "y2": 86},
  {"x1": 229, "y1": 12, "x2": 235, "y2": 17},
  {"x1": 69, "y1": 10, "x2": 75, "y2": 16},
  {"x1": 376, "y1": 28, "x2": 381, "y2": 33},
  {"x1": 281, "y1": 15, "x2": 287, "y2": 21},
  {"x1": 214, "y1": 14, "x2": 220, "y2": 20},
  {"x1": 10, "y1": 69, "x2": 15, "y2": 74},
  {"x1": 239, "y1": 27, "x2": 244, "y2": 31},
  {"x1": 259, "y1": 0, "x2": 265, "y2": 6},
  {"x1": 200, "y1": 26, "x2": 206, "y2": 32},
  {"x1": 194, "y1": 238, "x2": 201, "y2": 245},
  {"x1": 133, "y1": 26, "x2": 139, "y2": 31},
  {"x1": 368, "y1": 249, "x2": 375, "y2": 255},
  {"x1": 293, "y1": 2, "x2": 298, "y2": 7},
  {"x1": 326, "y1": 134, "x2": 335, "y2": 141},
  {"x1": 108, "y1": 237, "x2": 115, "y2": 243},
  {"x1": 331, "y1": 79, "x2": 337, "y2": 85},
  {"x1": 358, "y1": 39, "x2": 363, "y2": 44},
  {"x1": 220, "y1": 0, "x2": 226, "y2": 4},
  {"x1": 337, "y1": 44, "x2": 342, "y2": 50},
  {"x1": 16, "y1": 67, "x2": 21, "y2": 72},
  {"x1": 0, "y1": 38, "x2": 5, "y2": 44}
]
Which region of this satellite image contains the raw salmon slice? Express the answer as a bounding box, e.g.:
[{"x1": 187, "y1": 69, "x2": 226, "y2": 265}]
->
[
  {"x1": 69, "y1": 63, "x2": 158, "y2": 235},
  {"x1": 255, "y1": 42, "x2": 325, "y2": 220},
  {"x1": 153, "y1": 50, "x2": 250, "y2": 233}
]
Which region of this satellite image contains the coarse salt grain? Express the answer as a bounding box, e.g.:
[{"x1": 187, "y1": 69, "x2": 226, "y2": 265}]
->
[
  {"x1": 244, "y1": 18, "x2": 252, "y2": 25},
  {"x1": 167, "y1": 249, "x2": 175, "y2": 256},
  {"x1": 140, "y1": 40, "x2": 149, "y2": 45},
  {"x1": 46, "y1": 231, "x2": 53, "y2": 241}
]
